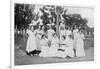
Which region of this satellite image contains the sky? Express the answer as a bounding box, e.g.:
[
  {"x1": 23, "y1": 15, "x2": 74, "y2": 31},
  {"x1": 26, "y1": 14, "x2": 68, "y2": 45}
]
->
[
  {"x1": 64, "y1": 7, "x2": 94, "y2": 28},
  {"x1": 33, "y1": 5, "x2": 94, "y2": 28}
]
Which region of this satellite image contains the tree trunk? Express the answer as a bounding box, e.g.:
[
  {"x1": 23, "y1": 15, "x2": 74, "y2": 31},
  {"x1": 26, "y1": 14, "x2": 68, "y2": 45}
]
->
[{"x1": 56, "y1": 14, "x2": 60, "y2": 38}]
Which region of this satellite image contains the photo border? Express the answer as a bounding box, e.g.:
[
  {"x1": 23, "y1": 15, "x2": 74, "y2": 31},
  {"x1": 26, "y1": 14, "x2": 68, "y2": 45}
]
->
[{"x1": 10, "y1": 0, "x2": 95, "y2": 69}]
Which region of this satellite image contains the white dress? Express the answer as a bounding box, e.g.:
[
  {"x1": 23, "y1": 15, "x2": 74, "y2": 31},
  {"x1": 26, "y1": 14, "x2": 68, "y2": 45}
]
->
[
  {"x1": 59, "y1": 23, "x2": 65, "y2": 29},
  {"x1": 76, "y1": 33, "x2": 85, "y2": 57},
  {"x1": 66, "y1": 30, "x2": 72, "y2": 36},
  {"x1": 64, "y1": 37, "x2": 74, "y2": 57},
  {"x1": 73, "y1": 29, "x2": 79, "y2": 40},
  {"x1": 56, "y1": 38, "x2": 74, "y2": 58},
  {"x1": 48, "y1": 37, "x2": 59, "y2": 57},
  {"x1": 39, "y1": 38, "x2": 49, "y2": 57},
  {"x1": 47, "y1": 29, "x2": 55, "y2": 41},
  {"x1": 73, "y1": 29, "x2": 79, "y2": 49},
  {"x1": 34, "y1": 29, "x2": 43, "y2": 50},
  {"x1": 56, "y1": 39, "x2": 67, "y2": 58},
  {"x1": 59, "y1": 30, "x2": 66, "y2": 40},
  {"x1": 26, "y1": 30, "x2": 37, "y2": 53}
]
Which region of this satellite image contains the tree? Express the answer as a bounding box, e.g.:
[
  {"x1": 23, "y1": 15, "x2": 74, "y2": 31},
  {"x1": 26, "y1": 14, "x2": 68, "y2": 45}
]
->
[
  {"x1": 14, "y1": 4, "x2": 35, "y2": 30},
  {"x1": 62, "y1": 13, "x2": 88, "y2": 29},
  {"x1": 15, "y1": 4, "x2": 88, "y2": 32},
  {"x1": 39, "y1": 6, "x2": 64, "y2": 33}
]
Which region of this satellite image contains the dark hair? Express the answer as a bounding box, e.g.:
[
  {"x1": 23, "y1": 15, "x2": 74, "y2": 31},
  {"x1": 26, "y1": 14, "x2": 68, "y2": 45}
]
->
[
  {"x1": 65, "y1": 26, "x2": 68, "y2": 30},
  {"x1": 60, "y1": 27, "x2": 64, "y2": 30},
  {"x1": 69, "y1": 34, "x2": 74, "y2": 39},
  {"x1": 79, "y1": 28, "x2": 84, "y2": 32},
  {"x1": 41, "y1": 34, "x2": 46, "y2": 38},
  {"x1": 53, "y1": 33, "x2": 57, "y2": 36},
  {"x1": 62, "y1": 35, "x2": 66, "y2": 39}
]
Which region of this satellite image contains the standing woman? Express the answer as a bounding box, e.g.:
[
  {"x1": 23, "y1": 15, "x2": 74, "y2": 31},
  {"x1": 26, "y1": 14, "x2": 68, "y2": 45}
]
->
[
  {"x1": 73, "y1": 27, "x2": 79, "y2": 50},
  {"x1": 76, "y1": 29, "x2": 85, "y2": 57},
  {"x1": 34, "y1": 24, "x2": 43, "y2": 50},
  {"x1": 26, "y1": 26, "x2": 37, "y2": 55},
  {"x1": 47, "y1": 24, "x2": 55, "y2": 42}
]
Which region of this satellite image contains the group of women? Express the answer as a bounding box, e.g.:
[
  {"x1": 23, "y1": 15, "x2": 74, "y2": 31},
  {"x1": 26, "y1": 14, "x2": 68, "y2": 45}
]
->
[{"x1": 26, "y1": 23, "x2": 85, "y2": 58}]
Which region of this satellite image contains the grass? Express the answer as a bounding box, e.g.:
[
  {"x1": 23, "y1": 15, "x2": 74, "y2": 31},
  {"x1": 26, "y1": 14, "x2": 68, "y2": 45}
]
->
[{"x1": 14, "y1": 35, "x2": 94, "y2": 65}]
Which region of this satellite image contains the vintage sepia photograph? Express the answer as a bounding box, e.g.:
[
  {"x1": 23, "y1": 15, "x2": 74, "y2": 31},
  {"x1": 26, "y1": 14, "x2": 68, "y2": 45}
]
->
[{"x1": 13, "y1": 3, "x2": 94, "y2": 66}]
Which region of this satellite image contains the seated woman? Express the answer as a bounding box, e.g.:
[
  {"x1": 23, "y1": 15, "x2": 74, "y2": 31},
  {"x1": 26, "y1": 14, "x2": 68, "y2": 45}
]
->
[
  {"x1": 64, "y1": 35, "x2": 74, "y2": 58},
  {"x1": 56, "y1": 35, "x2": 74, "y2": 58},
  {"x1": 56, "y1": 36, "x2": 67, "y2": 58},
  {"x1": 39, "y1": 35, "x2": 49, "y2": 57},
  {"x1": 47, "y1": 33, "x2": 59, "y2": 57}
]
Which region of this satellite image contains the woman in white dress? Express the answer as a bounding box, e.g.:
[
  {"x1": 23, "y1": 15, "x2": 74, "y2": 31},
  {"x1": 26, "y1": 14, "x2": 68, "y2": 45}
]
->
[
  {"x1": 65, "y1": 27, "x2": 72, "y2": 37},
  {"x1": 56, "y1": 36, "x2": 67, "y2": 58},
  {"x1": 39, "y1": 35, "x2": 49, "y2": 57},
  {"x1": 64, "y1": 35, "x2": 74, "y2": 57},
  {"x1": 26, "y1": 26, "x2": 37, "y2": 54},
  {"x1": 76, "y1": 30, "x2": 85, "y2": 57},
  {"x1": 47, "y1": 25, "x2": 55, "y2": 41},
  {"x1": 56, "y1": 35, "x2": 74, "y2": 58},
  {"x1": 59, "y1": 27, "x2": 66, "y2": 40},
  {"x1": 48, "y1": 33, "x2": 59, "y2": 57},
  {"x1": 73, "y1": 27, "x2": 79, "y2": 50},
  {"x1": 34, "y1": 25, "x2": 43, "y2": 50}
]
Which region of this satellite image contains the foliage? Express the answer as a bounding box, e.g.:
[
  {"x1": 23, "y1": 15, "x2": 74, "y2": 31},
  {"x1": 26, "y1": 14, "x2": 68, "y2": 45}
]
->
[
  {"x1": 15, "y1": 4, "x2": 34, "y2": 30},
  {"x1": 15, "y1": 4, "x2": 88, "y2": 30}
]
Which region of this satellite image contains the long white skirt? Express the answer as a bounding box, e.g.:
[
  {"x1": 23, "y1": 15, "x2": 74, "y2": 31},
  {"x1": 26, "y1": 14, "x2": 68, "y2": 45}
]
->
[
  {"x1": 48, "y1": 35, "x2": 53, "y2": 41},
  {"x1": 56, "y1": 45, "x2": 67, "y2": 58},
  {"x1": 39, "y1": 46, "x2": 50, "y2": 57},
  {"x1": 26, "y1": 35, "x2": 37, "y2": 53},
  {"x1": 65, "y1": 47, "x2": 74, "y2": 57},
  {"x1": 56, "y1": 46, "x2": 74, "y2": 58},
  {"x1": 48, "y1": 44, "x2": 59, "y2": 57},
  {"x1": 73, "y1": 39, "x2": 77, "y2": 49},
  {"x1": 36, "y1": 36, "x2": 41, "y2": 50},
  {"x1": 76, "y1": 39, "x2": 85, "y2": 57}
]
